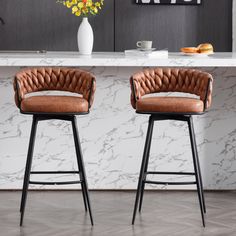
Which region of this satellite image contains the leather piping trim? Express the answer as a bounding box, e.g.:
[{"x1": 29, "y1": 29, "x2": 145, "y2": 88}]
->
[
  {"x1": 131, "y1": 77, "x2": 137, "y2": 106},
  {"x1": 136, "y1": 111, "x2": 206, "y2": 116},
  {"x1": 88, "y1": 77, "x2": 95, "y2": 108},
  {"x1": 14, "y1": 77, "x2": 21, "y2": 107},
  {"x1": 203, "y1": 77, "x2": 212, "y2": 111},
  {"x1": 20, "y1": 111, "x2": 89, "y2": 116}
]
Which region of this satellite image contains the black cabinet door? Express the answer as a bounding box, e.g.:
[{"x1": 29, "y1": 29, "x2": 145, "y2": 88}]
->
[{"x1": 0, "y1": 0, "x2": 114, "y2": 51}]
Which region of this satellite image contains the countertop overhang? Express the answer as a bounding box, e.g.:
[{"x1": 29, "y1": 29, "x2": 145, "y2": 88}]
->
[{"x1": 0, "y1": 51, "x2": 236, "y2": 67}]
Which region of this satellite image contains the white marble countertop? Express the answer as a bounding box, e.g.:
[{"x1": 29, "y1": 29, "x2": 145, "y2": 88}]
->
[{"x1": 0, "y1": 51, "x2": 236, "y2": 67}]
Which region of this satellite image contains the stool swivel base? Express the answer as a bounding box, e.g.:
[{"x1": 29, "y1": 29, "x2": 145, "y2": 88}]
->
[
  {"x1": 19, "y1": 114, "x2": 93, "y2": 226},
  {"x1": 132, "y1": 114, "x2": 206, "y2": 227}
]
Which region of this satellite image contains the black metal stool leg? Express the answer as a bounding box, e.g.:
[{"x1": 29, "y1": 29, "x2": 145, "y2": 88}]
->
[
  {"x1": 139, "y1": 119, "x2": 154, "y2": 212},
  {"x1": 72, "y1": 116, "x2": 93, "y2": 226},
  {"x1": 72, "y1": 117, "x2": 87, "y2": 212},
  {"x1": 132, "y1": 116, "x2": 154, "y2": 225},
  {"x1": 188, "y1": 116, "x2": 205, "y2": 227},
  {"x1": 20, "y1": 115, "x2": 38, "y2": 226},
  {"x1": 80, "y1": 182, "x2": 88, "y2": 212},
  {"x1": 190, "y1": 118, "x2": 206, "y2": 214},
  {"x1": 189, "y1": 116, "x2": 206, "y2": 213},
  {"x1": 195, "y1": 154, "x2": 206, "y2": 213}
]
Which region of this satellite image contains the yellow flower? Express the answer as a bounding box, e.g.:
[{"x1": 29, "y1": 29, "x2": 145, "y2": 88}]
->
[
  {"x1": 72, "y1": 5, "x2": 78, "y2": 13},
  {"x1": 65, "y1": 1, "x2": 72, "y2": 8},
  {"x1": 86, "y1": 2, "x2": 92, "y2": 7},
  {"x1": 95, "y1": 2, "x2": 101, "y2": 8},
  {"x1": 75, "y1": 10, "x2": 81, "y2": 16},
  {"x1": 77, "y1": 2, "x2": 84, "y2": 8},
  {"x1": 93, "y1": 7, "x2": 98, "y2": 13},
  {"x1": 58, "y1": 0, "x2": 104, "y2": 16}
]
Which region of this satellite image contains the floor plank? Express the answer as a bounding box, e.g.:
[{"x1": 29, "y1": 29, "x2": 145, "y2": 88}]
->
[{"x1": 0, "y1": 191, "x2": 236, "y2": 236}]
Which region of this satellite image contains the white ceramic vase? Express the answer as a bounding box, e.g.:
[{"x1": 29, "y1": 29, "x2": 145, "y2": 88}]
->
[{"x1": 77, "y1": 17, "x2": 94, "y2": 55}]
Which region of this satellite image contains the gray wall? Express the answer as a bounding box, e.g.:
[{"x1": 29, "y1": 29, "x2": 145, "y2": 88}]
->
[
  {"x1": 0, "y1": 0, "x2": 232, "y2": 52},
  {"x1": 115, "y1": 0, "x2": 232, "y2": 52},
  {"x1": 0, "y1": 0, "x2": 114, "y2": 51}
]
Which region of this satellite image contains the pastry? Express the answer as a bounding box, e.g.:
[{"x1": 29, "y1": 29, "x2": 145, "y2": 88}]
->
[
  {"x1": 180, "y1": 47, "x2": 199, "y2": 53},
  {"x1": 197, "y1": 43, "x2": 214, "y2": 54}
]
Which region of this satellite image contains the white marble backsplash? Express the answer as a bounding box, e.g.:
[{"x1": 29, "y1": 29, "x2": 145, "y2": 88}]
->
[{"x1": 0, "y1": 67, "x2": 235, "y2": 190}]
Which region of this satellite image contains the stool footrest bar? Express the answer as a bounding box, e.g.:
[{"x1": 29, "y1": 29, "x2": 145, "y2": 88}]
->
[
  {"x1": 30, "y1": 171, "x2": 80, "y2": 175},
  {"x1": 146, "y1": 171, "x2": 195, "y2": 176},
  {"x1": 29, "y1": 180, "x2": 82, "y2": 185},
  {"x1": 144, "y1": 180, "x2": 197, "y2": 185}
]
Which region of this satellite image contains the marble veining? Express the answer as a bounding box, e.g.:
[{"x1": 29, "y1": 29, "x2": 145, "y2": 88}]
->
[{"x1": 0, "y1": 66, "x2": 235, "y2": 190}]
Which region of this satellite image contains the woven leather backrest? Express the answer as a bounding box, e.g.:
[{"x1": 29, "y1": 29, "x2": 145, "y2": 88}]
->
[
  {"x1": 14, "y1": 67, "x2": 96, "y2": 108},
  {"x1": 130, "y1": 68, "x2": 213, "y2": 110}
]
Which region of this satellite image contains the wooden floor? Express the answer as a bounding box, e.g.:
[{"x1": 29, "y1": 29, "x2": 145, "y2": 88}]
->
[{"x1": 1, "y1": 191, "x2": 236, "y2": 236}]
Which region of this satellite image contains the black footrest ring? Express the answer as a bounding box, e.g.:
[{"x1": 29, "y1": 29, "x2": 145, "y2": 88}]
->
[
  {"x1": 29, "y1": 180, "x2": 82, "y2": 185},
  {"x1": 144, "y1": 180, "x2": 197, "y2": 185},
  {"x1": 30, "y1": 171, "x2": 80, "y2": 175}
]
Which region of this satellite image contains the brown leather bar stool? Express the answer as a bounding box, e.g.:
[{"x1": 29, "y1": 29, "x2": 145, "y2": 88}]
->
[
  {"x1": 14, "y1": 68, "x2": 96, "y2": 226},
  {"x1": 130, "y1": 68, "x2": 213, "y2": 227}
]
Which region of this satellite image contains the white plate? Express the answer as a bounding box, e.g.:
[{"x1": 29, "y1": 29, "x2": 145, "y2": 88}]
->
[
  {"x1": 137, "y1": 48, "x2": 156, "y2": 52},
  {"x1": 180, "y1": 52, "x2": 214, "y2": 57}
]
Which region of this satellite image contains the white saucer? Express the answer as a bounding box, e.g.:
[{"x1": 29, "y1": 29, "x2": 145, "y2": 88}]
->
[{"x1": 137, "y1": 48, "x2": 156, "y2": 52}]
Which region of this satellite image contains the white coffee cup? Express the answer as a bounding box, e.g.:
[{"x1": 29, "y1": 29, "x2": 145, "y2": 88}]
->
[{"x1": 136, "y1": 41, "x2": 153, "y2": 50}]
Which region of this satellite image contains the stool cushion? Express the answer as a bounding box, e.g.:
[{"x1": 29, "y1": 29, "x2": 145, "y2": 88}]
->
[
  {"x1": 136, "y1": 97, "x2": 204, "y2": 114},
  {"x1": 21, "y1": 95, "x2": 89, "y2": 114}
]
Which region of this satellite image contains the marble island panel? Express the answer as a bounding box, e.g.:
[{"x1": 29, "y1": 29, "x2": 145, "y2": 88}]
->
[{"x1": 0, "y1": 65, "x2": 235, "y2": 190}]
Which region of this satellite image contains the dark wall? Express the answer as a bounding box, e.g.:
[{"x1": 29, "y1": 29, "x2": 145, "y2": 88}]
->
[
  {"x1": 0, "y1": 0, "x2": 114, "y2": 51},
  {"x1": 0, "y1": 0, "x2": 232, "y2": 52},
  {"x1": 115, "y1": 0, "x2": 232, "y2": 52}
]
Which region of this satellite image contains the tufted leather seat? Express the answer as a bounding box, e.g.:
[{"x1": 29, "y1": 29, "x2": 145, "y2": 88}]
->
[
  {"x1": 136, "y1": 97, "x2": 204, "y2": 113},
  {"x1": 130, "y1": 68, "x2": 213, "y2": 114},
  {"x1": 21, "y1": 96, "x2": 89, "y2": 114},
  {"x1": 14, "y1": 68, "x2": 96, "y2": 114}
]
